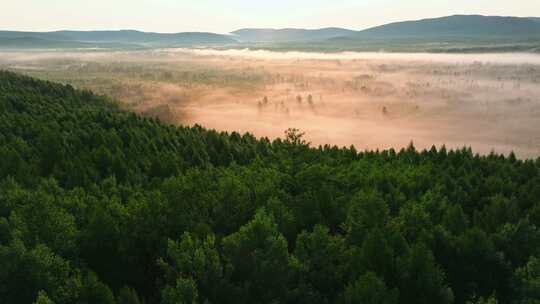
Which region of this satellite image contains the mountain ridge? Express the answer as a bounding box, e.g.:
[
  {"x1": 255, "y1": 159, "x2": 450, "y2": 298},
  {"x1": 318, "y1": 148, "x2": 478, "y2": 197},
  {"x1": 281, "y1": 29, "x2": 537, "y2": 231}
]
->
[
  {"x1": 0, "y1": 30, "x2": 237, "y2": 47},
  {"x1": 2, "y1": 15, "x2": 540, "y2": 49},
  {"x1": 333, "y1": 15, "x2": 540, "y2": 41},
  {"x1": 230, "y1": 27, "x2": 356, "y2": 42}
]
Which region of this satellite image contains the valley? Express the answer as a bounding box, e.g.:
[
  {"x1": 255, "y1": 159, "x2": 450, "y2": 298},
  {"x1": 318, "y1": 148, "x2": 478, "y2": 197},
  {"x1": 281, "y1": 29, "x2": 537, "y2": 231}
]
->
[{"x1": 3, "y1": 49, "x2": 540, "y2": 157}]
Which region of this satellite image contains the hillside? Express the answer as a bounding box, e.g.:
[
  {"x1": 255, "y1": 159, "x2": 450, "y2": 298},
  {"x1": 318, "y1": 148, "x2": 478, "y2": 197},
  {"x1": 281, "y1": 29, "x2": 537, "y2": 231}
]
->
[
  {"x1": 231, "y1": 27, "x2": 356, "y2": 42},
  {"x1": 0, "y1": 36, "x2": 139, "y2": 49},
  {"x1": 334, "y1": 15, "x2": 540, "y2": 42},
  {"x1": 0, "y1": 37, "x2": 88, "y2": 49},
  {"x1": 0, "y1": 30, "x2": 237, "y2": 48},
  {"x1": 2, "y1": 16, "x2": 540, "y2": 51},
  {"x1": 55, "y1": 30, "x2": 238, "y2": 45},
  {"x1": 1, "y1": 72, "x2": 540, "y2": 304},
  {"x1": 0, "y1": 30, "x2": 74, "y2": 41}
]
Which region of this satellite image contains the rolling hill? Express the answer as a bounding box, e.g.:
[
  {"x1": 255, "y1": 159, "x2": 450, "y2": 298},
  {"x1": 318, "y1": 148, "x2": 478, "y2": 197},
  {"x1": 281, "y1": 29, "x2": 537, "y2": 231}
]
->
[
  {"x1": 0, "y1": 31, "x2": 74, "y2": 41},
  {"x1": 230, "y1": 27, "x2": 356, "y2": 42},
  {"x1": 0, "y1": 30, "x2": 237, "y2": 48},
  {"x1": 0, "y1": 37, "x2": 86, "y2": 49},
  {"x1": 0, "y1": 36, "x2": 139, "y2": 49},
  {"x1": 55, "y1": 30, "x2": 237, "y2": 45},
  {"x1": 2, "y1": 15, "x2": 540, "y2": 51},
  {"x1": 333, "y1": 15, "x2": 540, "y2": 41}
]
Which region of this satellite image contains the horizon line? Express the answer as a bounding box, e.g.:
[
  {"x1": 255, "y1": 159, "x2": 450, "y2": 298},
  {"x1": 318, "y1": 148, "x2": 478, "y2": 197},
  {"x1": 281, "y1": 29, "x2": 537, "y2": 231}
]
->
[{"x1": 1, "y1": 14, "x2": 538, "y2": 35}]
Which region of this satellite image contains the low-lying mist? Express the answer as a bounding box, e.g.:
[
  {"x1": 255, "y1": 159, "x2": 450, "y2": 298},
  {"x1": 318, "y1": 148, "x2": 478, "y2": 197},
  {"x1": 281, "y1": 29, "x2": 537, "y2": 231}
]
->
[
  {"x1": 2, "y1": 48, "x2": 540, "y2": 158},
  {"x1": 176, "y1": 48, "x2": 540, "y2": 65}
]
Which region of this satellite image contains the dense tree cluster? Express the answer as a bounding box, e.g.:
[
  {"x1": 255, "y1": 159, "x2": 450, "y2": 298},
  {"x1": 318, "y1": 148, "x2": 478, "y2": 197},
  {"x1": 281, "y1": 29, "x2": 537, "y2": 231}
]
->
[{"x1": 1, "y1": 71, "x2": 540, "y2": 303}]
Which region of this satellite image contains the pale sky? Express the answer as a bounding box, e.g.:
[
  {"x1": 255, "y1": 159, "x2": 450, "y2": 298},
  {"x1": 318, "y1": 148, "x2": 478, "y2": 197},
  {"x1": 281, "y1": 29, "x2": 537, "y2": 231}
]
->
[{"x1": 2, "y1": 0, "x2": 539, "y2": 33}]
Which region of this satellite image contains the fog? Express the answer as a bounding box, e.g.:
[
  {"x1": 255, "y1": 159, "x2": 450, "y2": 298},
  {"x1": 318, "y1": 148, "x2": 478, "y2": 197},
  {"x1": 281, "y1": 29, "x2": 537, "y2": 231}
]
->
[
  {"x1": 175, "y1": 48, "x2": 540, "y2": 65},
  {"x1": 2, "y1": 49, "x2": 540, "y2": 158}
]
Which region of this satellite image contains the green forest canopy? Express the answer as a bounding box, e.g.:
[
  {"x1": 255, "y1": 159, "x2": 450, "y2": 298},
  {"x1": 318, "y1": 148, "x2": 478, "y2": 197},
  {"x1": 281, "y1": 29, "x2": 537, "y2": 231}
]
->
[{"x1": 0, "y1": 70, "x2": 539, "y2": 303}]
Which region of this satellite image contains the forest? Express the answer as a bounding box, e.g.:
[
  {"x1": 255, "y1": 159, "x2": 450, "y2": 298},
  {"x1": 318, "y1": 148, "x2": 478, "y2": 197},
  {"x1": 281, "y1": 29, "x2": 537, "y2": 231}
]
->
[{"x1": 1, "y1": 70, "x2": 540, "y2": 303}]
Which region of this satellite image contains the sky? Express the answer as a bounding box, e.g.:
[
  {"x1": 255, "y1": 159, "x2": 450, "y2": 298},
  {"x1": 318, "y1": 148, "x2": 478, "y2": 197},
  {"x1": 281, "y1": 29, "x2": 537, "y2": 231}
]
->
[{"x1": 2, "y1": 0, "x2": 539, "y2": 33}]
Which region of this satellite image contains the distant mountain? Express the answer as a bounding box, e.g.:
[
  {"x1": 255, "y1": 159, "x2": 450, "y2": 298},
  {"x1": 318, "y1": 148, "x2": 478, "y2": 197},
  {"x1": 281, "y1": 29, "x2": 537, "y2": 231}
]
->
[
  {"x1": 0, "y1": 31, "x2": 74, "y2": 41},
  {"x1": 0, "y1": 37, "x2": 139, "y2": 49},
  {"x1": 2, "y1": 15, "x2": 540, "y2": 51},
  {"x1": 334, "y1": 15, "x2": 540, "y2": 41},
  {"x1": 231, "y1": 27, "x2": 356, "y2": 42},
  {"x1": 0, "y1": 30, "x2": 237, "y2": 48},
  {"x1": 55, "y1": 30, "x2": 237, "y2": 45},
  {"x1": 0, "y1": 37, "x2": 85, "y2": 49}
]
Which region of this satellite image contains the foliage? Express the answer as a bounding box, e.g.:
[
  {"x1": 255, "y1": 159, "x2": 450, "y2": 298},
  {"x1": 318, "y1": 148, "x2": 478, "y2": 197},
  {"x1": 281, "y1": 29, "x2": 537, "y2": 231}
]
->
[{"x1": 1, "y1": 71, "x2": 540, "y2": 303}]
